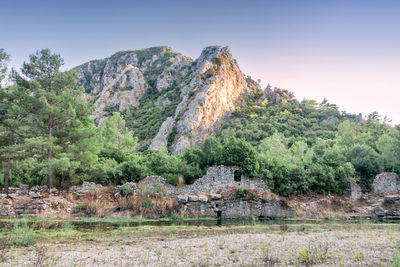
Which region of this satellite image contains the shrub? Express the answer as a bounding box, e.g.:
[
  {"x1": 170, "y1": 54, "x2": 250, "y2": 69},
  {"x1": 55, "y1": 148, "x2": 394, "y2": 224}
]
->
[
  {"x1": 141, "y1": 197, "x2": 153, "y2": 209},
  {"x1": 213, "y1": 137, "x2": 259, "y2": 177},
  {"x1": 212, "y1": 55, "x2": 223, "y2": 66},
  {"x1": 13, "y1": 218, "x2": 37, "y2": 247},
  {"x1": 83, "y1": 200, "x2": 97, "y2": 216},
  {"x1": 237, "y1": 186, "x2": 247, "y2": 198},
  {"x1": 169, "y1": 213, "x2": 181, "y2": 225},
  {"x1": 167, "y1": 126, "x2": 178, "y2": 147},
  {"x1": 73, "y1": 200, "x2": 98, "y2": 216},
  {"x1": 297, "y1": 240, "x2": 329, "y2": 265},
  {"x1": 120, "y1": 184, "x2": 132, "y2": 197},
  {"x1": 73, "y1": 203, "x2": 85, "y2": 213}
]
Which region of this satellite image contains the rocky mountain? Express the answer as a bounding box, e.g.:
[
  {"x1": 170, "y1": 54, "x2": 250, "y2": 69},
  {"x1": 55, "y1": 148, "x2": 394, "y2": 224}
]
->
[{"x1": 74, "y1": 46, "x2": 260, "y2": 154}]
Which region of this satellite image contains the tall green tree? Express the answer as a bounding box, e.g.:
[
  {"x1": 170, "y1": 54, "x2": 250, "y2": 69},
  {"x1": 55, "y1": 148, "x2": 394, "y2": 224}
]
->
[
  {"x1": 0, "y1": 82, "x2": 31, "y2": 192},
  {"x1": 21, "y1": 49, "x2": 99, "y2": 189},
  {"x1": 21, "y1": 49, "x2": 64, "y2": 189},
  {"x1": 49, "y1": 73, "x2": 101, "y2": 186},
  {"x1": 100, "y1": 112, "x2": 138, "y2": 161},
  {"x1": 0, "y1": 50, "x2": 29, "y2": 193},
  {"x1": 346, "y1": 143, "x2": 380, "y2": 189}
]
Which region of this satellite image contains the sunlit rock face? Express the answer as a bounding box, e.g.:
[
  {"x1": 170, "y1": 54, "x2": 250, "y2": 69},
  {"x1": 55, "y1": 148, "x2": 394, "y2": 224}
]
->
[{"x1": 75, "y1": 45, "x2": 257, "y2": 153}]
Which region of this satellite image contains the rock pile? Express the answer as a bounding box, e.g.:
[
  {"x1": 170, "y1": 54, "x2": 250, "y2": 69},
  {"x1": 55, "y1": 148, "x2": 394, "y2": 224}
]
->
[{"x1": 69, "y1": 182, "x2": 100, "y2": 194}]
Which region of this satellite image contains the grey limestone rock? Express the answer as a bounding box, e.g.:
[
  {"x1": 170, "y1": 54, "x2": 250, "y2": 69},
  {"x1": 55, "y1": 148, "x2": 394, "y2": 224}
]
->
[{"x1": 372, "y1": 172, "x2": 400, "y2": 194}]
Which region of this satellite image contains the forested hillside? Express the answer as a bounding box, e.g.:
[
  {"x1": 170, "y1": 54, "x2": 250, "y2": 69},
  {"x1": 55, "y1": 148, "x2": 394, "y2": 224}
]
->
[{"x1": 0, "y1": 48, "x2": 399, "y2": 197}]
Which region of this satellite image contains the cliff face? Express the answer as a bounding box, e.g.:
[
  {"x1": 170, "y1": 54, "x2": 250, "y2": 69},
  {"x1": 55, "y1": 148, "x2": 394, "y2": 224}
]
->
[
  {"x1": 74, "y1": 46, "x2": 257, "y2": 154},
  {"x1": 74, "y1": 46, "x2": 192, "y2": 123}
]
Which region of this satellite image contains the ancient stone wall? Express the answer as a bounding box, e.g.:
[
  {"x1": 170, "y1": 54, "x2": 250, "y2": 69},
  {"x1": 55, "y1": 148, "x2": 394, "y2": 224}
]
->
[
  {"x1": 176, "y1": 166, "x2": 270, "y2": 194},
  {"x1": 180, "y1": 199, "x2": 294, "y2": 219}
]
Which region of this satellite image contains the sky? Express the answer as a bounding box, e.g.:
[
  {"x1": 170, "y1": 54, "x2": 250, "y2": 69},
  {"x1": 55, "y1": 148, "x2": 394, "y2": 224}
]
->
[{"x1": 1, "y1": 0, "x2": 399, "y2": 124}]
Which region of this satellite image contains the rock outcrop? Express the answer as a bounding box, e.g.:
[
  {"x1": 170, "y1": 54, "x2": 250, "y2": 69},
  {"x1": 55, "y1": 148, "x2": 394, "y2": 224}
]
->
[
  {"x1": 350, "y1": 181, "x2": 362, "y2": 201},
  {"x1": 372, "y1": 172, "x2": 400, "y2": 194},
  {"x1": 75, "y1": 47, "x2": 192, "y2": 124},
  {"x1": 74, "y1": 46, "x2": 257, "y2": 153},
  {"x1": 168, "y1": 46, "x2": 253, "y2": 154}
]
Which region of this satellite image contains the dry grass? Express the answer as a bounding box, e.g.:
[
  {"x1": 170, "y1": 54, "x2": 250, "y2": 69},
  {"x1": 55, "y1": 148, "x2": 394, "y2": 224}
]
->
[{"x1": 117, "y1": 195, "x2": 178, "y2": 218}]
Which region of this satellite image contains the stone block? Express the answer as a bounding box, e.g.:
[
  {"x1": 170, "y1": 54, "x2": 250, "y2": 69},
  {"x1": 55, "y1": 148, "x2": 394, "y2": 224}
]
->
[
  {"x1": 188, "y1": 195, "x2": 198, "y2": 202},
  {"x1": 198, "y1": 195, "x2": 208, "y2": 202}
]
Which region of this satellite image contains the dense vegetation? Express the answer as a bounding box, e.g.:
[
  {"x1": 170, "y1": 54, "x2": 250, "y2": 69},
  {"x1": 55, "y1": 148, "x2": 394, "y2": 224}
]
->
[{"x1": 0, "y1": 48, "x2": 399, "y2": 197}]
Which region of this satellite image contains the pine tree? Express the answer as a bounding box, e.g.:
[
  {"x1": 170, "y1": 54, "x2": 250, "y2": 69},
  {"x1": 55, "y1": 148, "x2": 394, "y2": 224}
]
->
[
  {"x1": 21, "y1": 49, "x2": 100, "y2": 189},
  {"x1": 100, "y1": 112, "x2": 138, "y2": 161},
  {"x1": 0, "y1": 86, "x2": 28, "y2": 192}
]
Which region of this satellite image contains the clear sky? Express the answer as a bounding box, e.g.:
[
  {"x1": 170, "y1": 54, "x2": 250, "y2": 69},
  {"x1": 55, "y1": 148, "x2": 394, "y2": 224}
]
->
[{"x1": 1, "y1": 0, "x2": 399, "y2": 124}]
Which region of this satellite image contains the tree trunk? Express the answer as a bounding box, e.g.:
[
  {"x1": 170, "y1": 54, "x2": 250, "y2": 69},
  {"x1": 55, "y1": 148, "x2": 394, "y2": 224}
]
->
[
  {"x1": 47, "y1": 113, "x2": 53, "y2": 191},
  {"x1": 3, "y1": 131, "x2": 14, "y2": 194}
]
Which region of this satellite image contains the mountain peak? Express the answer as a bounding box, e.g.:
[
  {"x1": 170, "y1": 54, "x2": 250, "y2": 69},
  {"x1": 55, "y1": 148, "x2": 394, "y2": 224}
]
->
[{"x1": 74, "y1": 45, "x2": 255, "y2": 153}]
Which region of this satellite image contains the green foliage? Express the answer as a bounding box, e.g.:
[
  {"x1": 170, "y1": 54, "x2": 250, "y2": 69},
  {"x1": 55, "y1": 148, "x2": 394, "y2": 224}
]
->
[
  {"x1": 141, "y1": 197, "x2": 153, "y2": 209},
  {"x1": 237, "y1": 186, "x2": 247, "y2": 198},
  {"x1": 211, "y1": 55, "x2": 223, "y2": 66},
  {"x1": 213, "y1": 137, "x2": 259, "y2": 177},
  {"x1": 124, "y1": 83, "x2": 181, "y2": 150},
  {"x1": 346, "y1": 144, "x2": 380, "y2": 189},
  {"x1": 17, "y1": 49, "x2": 100, "y2": 188},
  {"x1": 167, "y1": 126, "x2": 178, "y2": 148},
  {"x1": 73, "y1": 203, "x2": 85, "y2": 213},
  {"x1": 120, "y1": 184, "x2": 132, "y2": 197},
  {"x1": 100, "y1": 112, "x2": 138, "y2": 159},
  {"x1": 141, "y1": 150, "x2": 184, "y2": 185},
  {"x1": 13, "y1": 217, "x2": 37, "y2": 247}
]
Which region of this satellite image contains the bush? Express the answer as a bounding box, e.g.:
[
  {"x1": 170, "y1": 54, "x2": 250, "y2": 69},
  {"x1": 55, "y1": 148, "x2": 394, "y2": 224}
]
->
[
  {"x1": 141, "y1": 197, "x2": 153, "y2": 209},
  {"x1": 120, "y1": 184, "x2": 132, "y2": 197},
  {"x1": 13, "y1": 218, "x2": 37, "y2": 247},
  {"x1": 213, "y1": 137, "x2": 259, "y2": 177},
  {"x1": 73, "y1": 203, "x2": 85, "y2": 213},
  {"x1": 212, "y1": 55, "x2": 223, "y2": 66},
  {"x1": 73, "y1": 200, "x2": 97, "y2": 216},
  {"x1": 237, "y1": 186, "x2": 248, "y2": 198}
]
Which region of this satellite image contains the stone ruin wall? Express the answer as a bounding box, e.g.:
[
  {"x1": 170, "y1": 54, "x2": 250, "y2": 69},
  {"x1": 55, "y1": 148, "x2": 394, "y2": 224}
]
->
[{"x1": 175, "y1": 165, "x2": 271, "y2": 195}]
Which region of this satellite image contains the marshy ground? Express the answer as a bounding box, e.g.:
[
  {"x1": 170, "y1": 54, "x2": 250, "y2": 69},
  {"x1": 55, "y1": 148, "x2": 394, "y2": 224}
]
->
[{"x1": 0, "y1": 219, "x2": 399, "y2": 266}]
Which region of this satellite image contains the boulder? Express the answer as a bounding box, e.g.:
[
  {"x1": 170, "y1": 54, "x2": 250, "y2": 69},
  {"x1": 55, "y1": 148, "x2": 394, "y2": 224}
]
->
[
  {"x1": 137, "y1": 176, "x2": 175, "y2": 196},
  {"x1": 372, "y1": 172, "x2": 400, "y2": 194},
  {"x1": 350, "y1": 181, "x2": 362, "y2": 201},
  {"x1": 188, "y1": 195, "x2": 199, "y2": 202},
  {"x1": 15, "y1": 183, "x2": 29, "y2": 195},
  {"x1": 29, "y1": 192, "x2": 41, "y2": 199},
  {"x1": 384, "y1": 195, "x2": 400, "y2": 201},
  {"x1": 176, "y1": 195, "x2": 188, "y2": 203},
  {"x1": 198, "y1": 195, "x2": 208, "y2": 202},
  {"x1": 209, "y1": 193, "x2": 222, "y2": 200}
]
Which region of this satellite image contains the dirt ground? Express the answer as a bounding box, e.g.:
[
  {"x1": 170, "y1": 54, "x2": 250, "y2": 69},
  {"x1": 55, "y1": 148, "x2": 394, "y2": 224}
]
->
[{"x1": 1, "y1": 223, "x2": 399, "y2": 266}]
